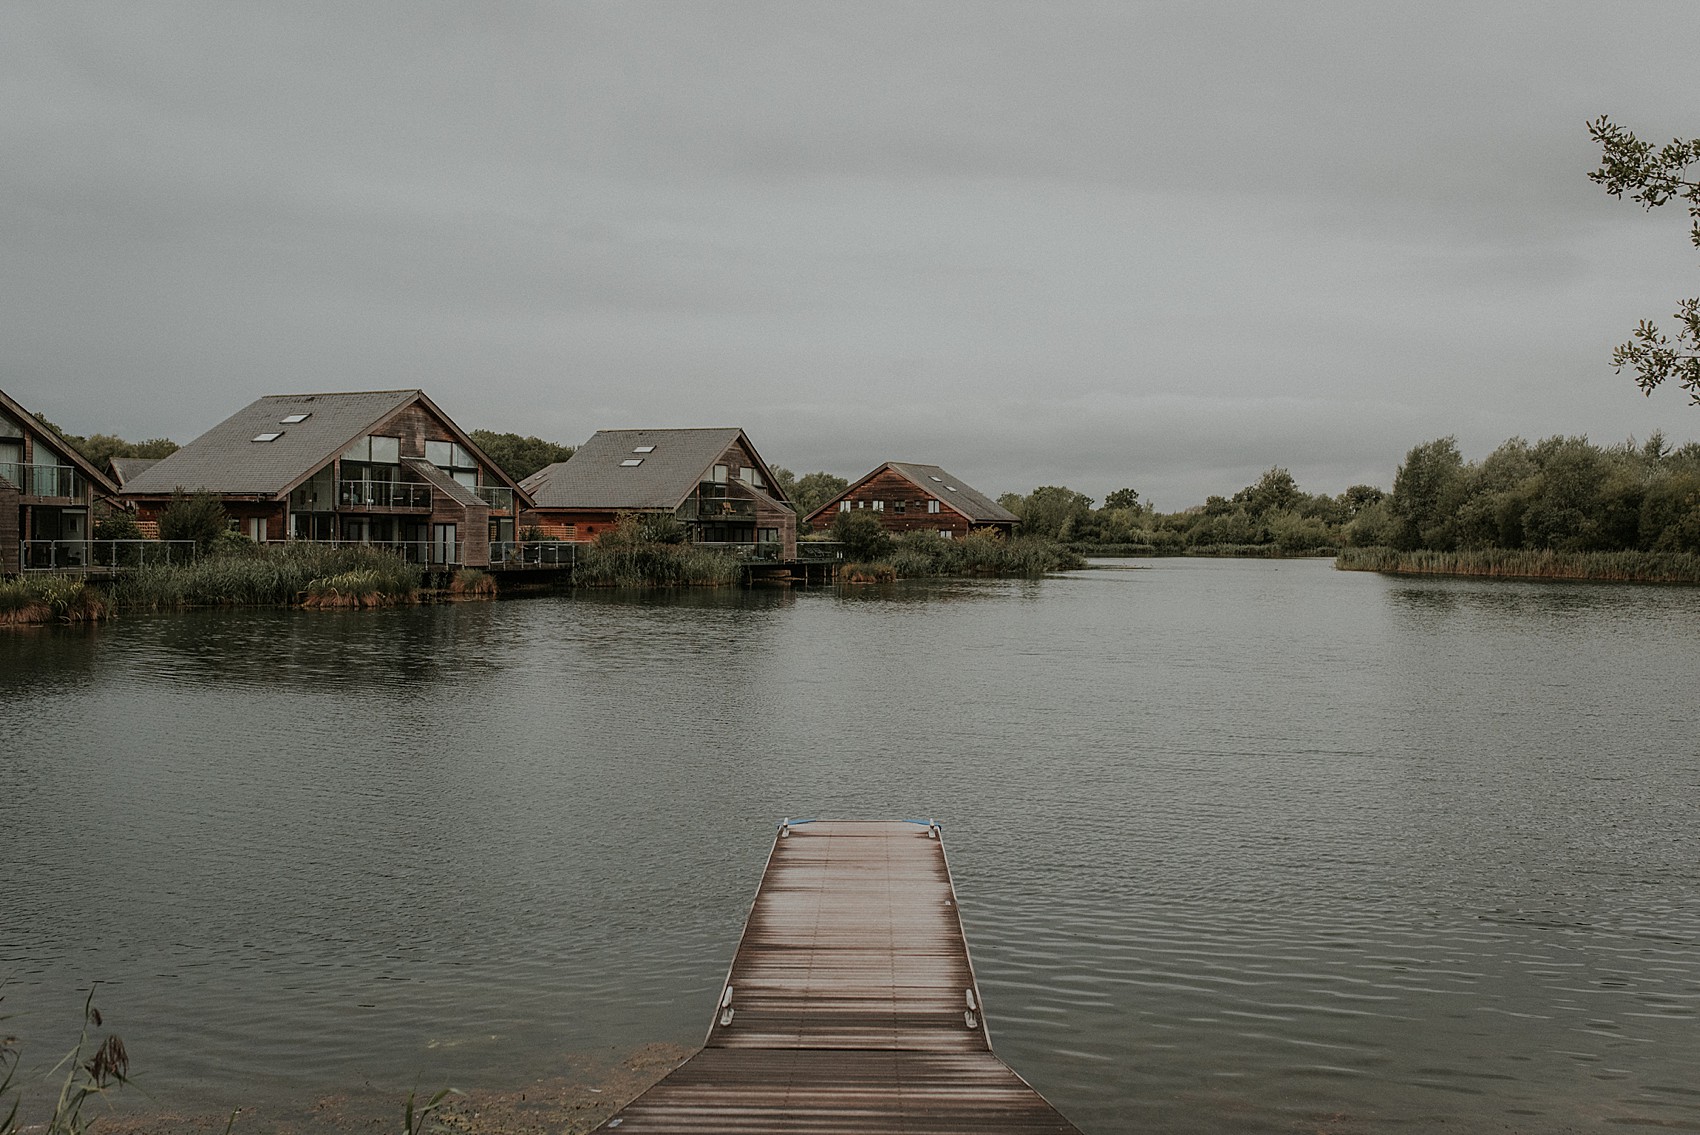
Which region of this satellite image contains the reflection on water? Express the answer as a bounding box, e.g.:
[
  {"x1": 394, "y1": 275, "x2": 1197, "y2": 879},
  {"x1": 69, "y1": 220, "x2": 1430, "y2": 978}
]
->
[{"x1": 2, "y1": 560, "x2": 1697, "y2": 1134}]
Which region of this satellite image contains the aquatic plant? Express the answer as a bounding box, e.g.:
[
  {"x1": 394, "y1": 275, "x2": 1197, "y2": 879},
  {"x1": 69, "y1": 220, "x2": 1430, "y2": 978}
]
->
[
  {"x1": 1, "y1": 990, "x2": 130, "y2": 1135},
  {"x1": 106, "y1": 543, "x2": 422, "y2": 609},
  {"x1": 0, "y1": 577, "x2": 108, "y2": 626},
  {"x1": 1335, "y1": 545, "x2": 1700, "y2": 583},
  {"x1": 448, "y1": 568, "x2": 498, "y2": 598}
]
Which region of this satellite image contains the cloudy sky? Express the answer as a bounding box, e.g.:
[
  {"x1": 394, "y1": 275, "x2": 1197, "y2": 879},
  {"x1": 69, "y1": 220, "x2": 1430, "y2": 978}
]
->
[{"x1": 3, "y1": 2, "x2": 1696, "y2": 507}]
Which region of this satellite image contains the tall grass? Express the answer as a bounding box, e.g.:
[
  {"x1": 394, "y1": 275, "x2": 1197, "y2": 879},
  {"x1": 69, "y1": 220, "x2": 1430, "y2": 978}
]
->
[
  {"x1": 1336, "y1": 545, "x2": 1700, "y2": 583},
  {"x1": 883, "y1": 530, "x2": 1085, "y2": 580},
  {"x1": 105, "y1": 543, "x2": 422, "y2": 609},
  {"x1": 0, "y1": 577, "x2": 108, "y2": 625},
  {"x1": 574, "y1": 541, "x2": 744, "y2": 587}
]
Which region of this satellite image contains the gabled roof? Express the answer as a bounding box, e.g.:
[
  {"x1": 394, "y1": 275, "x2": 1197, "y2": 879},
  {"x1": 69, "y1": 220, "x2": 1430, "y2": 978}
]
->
[
  {"x1": 522, "y1": 428, "x2": 789, "y2": 511},
  {"x1": 119, "y1": 389, "x2": 528, "y2": 502},
  {"x1": 107, "y1": 456, "x2": 162, "y2": 487},
  {"x1": 805, "y1": 462, "x2": 1019, "y2": 526},
  {"x1": 0, "y1": 387, "x2": 121, "y2": 497}
]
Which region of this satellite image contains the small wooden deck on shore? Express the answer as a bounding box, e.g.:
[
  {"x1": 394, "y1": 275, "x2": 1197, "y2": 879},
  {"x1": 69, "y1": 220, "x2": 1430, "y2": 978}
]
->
[{"x1": 598, "y1": 819, "x2": 1081, "y2": 1134}]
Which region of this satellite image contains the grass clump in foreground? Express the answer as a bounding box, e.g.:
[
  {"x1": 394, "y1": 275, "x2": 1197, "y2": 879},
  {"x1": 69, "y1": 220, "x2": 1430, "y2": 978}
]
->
[
  {"x1": 1336, "y1": 545, "x2": 1700, "y2": 584},
  {"x1": 106, "y1": 543, "x2": 423, "y2": 610},
  {"x1": 0, "y1": 577, "x2": 109, "y2": 626},
  {"x1": 574, "y1": 514, "x2": 745, "y2": 587}
]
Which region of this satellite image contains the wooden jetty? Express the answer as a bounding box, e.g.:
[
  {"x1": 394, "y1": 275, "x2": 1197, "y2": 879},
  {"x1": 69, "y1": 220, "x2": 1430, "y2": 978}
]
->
[{"x1": 598, "y1": 819, "x2": 1082, "y2": 1134}]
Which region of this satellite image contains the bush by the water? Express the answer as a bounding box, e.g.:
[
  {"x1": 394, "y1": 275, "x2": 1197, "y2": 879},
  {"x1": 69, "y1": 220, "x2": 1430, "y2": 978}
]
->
[
  {"x1": 574, "y1": 514, "x2": 744, "y2": 587},
  {"x1": 106, "y1": 543, "x2": 422, "y2": 609},
  {"x1": 0, "y1": 576, "x2": 109, "y2": 625}
]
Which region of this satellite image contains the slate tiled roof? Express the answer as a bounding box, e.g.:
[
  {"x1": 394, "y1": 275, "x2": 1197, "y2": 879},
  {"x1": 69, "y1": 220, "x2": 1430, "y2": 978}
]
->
[
  {"x1": 107, "y1": 456, "x2": 161, "y2": 487},
  {"x1": 120, "y1": 390, "x2": 423, "y2": 498},
  {"x1": 887, "y1": 463, "x2": 1018, "y2": 523},
  {"x1": 523, "y1": 428, "x2": 769, "y2": 510}
]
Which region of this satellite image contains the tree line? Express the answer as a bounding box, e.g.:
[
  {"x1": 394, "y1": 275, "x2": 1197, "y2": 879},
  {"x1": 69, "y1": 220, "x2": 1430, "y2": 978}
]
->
[{"x1": 994, "y1": 432, "x2": 1700, "y2": 557}]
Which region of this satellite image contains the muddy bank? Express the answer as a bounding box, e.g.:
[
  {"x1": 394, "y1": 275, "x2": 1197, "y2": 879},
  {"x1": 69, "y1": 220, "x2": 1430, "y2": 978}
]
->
[{"x1": 88, "y1": 1044, "x2": 689, "y2": 1135}]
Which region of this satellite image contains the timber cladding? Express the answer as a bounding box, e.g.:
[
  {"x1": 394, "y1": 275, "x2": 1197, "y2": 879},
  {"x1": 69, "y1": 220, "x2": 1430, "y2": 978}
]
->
[
  {"x1": 823, "y1": 469, "x2": 978, "y2": 536},
  {"x1": 371, "y1": 403, "x2": 465, "y2": 456},
  {"x1": 0, "y1": 482, "x2": 19, "y2": 570}
]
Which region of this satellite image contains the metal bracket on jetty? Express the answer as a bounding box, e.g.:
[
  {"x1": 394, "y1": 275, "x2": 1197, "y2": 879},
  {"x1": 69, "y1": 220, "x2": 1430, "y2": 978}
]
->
[{"x1": 597, "y1": 818, "x2": 1082, "y2": 1133}]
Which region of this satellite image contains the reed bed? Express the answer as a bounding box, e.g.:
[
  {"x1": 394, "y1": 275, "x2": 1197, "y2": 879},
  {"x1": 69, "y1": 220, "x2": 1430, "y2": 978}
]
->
[
  {"x1": 1335, "y1": 546, "x2": 1700, "y2": 583},
  {"x1": 105, "y1": 544, "x2": 422, "y2": 609},
  {"x1": 842, "y1": 562, "x2": 898, "y2": 584},
  {"x1": 0, "y1": 576, "x2": 109, "y2": 625},
  {"x1": 448, "y1": 568, "x2": 498, "y2": 598},
  {"x1": 573, "y1": 542, "x2": 744, "y2": 587},
  {"x1": 884, "y1": 530, "x2": 1085, "y2": 580}
]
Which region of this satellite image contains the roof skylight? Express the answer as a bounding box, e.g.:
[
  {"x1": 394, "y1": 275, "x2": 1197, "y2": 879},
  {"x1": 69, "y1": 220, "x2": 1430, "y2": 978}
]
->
[
  {"x1": 252, "y1": 432, "x2": 283, "y2": 443},
  {"x1": 633, "y1": 445, "x2": 656, "y2": 453},
  {"x1": 929, "y1": 475, "x2": 943, "y2": 482},
  {"x1": 280, "y1": 413, "x2": 311, "y2": 424},
  {"x1": 620, "y1": 458, "x2": 644, "y2": 467}
]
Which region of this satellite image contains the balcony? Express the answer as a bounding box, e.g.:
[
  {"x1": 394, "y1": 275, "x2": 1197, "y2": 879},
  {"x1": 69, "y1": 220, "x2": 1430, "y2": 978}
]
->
[
  {"x1": 678, "y1": 496, "x2": 757, "y2": 522},
  {"x1": 0, "y1": 461, "x2": 84, "y2": 500},
  {"x1": 473, "y1": 485, "x2": 515, "y2": 511},
  {"x1": 337, "y1": 480, "x2": 432, "y2": 511}
]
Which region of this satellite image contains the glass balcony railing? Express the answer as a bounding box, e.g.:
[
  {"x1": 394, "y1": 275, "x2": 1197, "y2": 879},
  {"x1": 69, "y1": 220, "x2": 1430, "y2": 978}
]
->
[
  {"x1": 677, "y1": 496, "x2": 758, "y2": 522},
  {"x1": 20, "y1": 539, "x2": 197, "y2": 570},
  {"x1": 473, "y1": 485, "x2": 515, "y2": 511},
  {"x1": 0, "y1": 461, "x2": 84, "y2": 499},
  {"x1": 487, "y1": 540, "x2": 577, "y2": 568},
  {"x1": 337, "y1": 480, "x2": 432, "y2": 510}
]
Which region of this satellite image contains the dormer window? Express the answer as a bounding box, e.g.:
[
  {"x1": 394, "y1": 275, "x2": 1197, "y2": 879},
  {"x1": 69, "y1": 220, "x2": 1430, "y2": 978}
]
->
[{"x1": 252, "y1": 432, "x2": 283, "y2": 443}]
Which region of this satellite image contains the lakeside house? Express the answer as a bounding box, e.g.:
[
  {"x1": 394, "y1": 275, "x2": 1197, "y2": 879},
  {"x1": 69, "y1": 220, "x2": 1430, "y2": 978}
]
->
[
  {"x1": 1, "y1": 387, "x2": 121, "y2": 573},
  {"x1": 521, "y1": 428, "x2": 798, "y2": 558},
  {"x1": 119, "y1": 389, "x2": 529, "y2": 569},
  {"x1": 805, "y1": 462, "x2": 1019, "y2": 539}
]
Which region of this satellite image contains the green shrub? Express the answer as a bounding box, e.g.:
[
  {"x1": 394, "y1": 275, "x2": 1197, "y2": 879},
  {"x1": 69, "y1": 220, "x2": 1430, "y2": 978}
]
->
[{"x1": 155, "y1": 490, "x2": 229, "y2": 554}]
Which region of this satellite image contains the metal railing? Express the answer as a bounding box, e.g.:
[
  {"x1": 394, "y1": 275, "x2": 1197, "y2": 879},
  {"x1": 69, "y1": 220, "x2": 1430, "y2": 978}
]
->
[
  {"x1": 282, "y1": 538, "x2": 465, "y2": 566},
  {"x1": 19, "y1": 539, "x2": 198, "y2": 570},
  {"x1": 337, "y1": 480, "x2": 432, "y2": 510},
  {"x1": 487, "y1": 540, "x2": 577, "y2": 568},
  {"x1": 0, "y1": 461, "x2": 84, "y2": 499},
  {"x1": 677, "y1": 496, "x2": 758, "y2": 522},
  {"x1": 473, "y1": 485, "x2": 515, "y2": 511}
]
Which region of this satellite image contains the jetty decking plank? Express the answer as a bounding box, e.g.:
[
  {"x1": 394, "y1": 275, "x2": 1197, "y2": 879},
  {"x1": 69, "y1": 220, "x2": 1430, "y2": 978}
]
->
[{"x1": 597, "y1": 819, "x2": 1082, "y2": 1134}]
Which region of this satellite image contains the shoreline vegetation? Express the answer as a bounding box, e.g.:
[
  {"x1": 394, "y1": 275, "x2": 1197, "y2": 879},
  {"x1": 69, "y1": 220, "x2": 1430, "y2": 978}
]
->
[{"x1": 1336, "y1": 546, "x2": 1700, "y2": 584}]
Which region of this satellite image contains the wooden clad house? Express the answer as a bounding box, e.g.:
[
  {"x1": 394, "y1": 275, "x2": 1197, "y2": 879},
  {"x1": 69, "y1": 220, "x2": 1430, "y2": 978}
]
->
[
  {"x1": 805, "y1": 462, "x2": 1019, "y2": 539},
  {"x1": 520, "y1": 428, "x2": 797, "y2": 558},
  {"x1": 119, "y1": 390, "x2": 529, "y2": 569},
  {"x1": 1, "y1": 387, "x2": 121, "y2": 574}
]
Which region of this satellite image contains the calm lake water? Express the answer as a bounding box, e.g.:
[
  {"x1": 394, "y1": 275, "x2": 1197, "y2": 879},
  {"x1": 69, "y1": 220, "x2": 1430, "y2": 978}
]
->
[{"x1": 3, "y1": 558, "x2": 1697, "y2": 1133}]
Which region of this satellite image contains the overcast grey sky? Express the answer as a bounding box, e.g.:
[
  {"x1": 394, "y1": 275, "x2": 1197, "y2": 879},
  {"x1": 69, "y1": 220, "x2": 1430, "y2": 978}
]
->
[{"x1": 3, "y1": 2, "x2": 1696, "y2": 507}]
